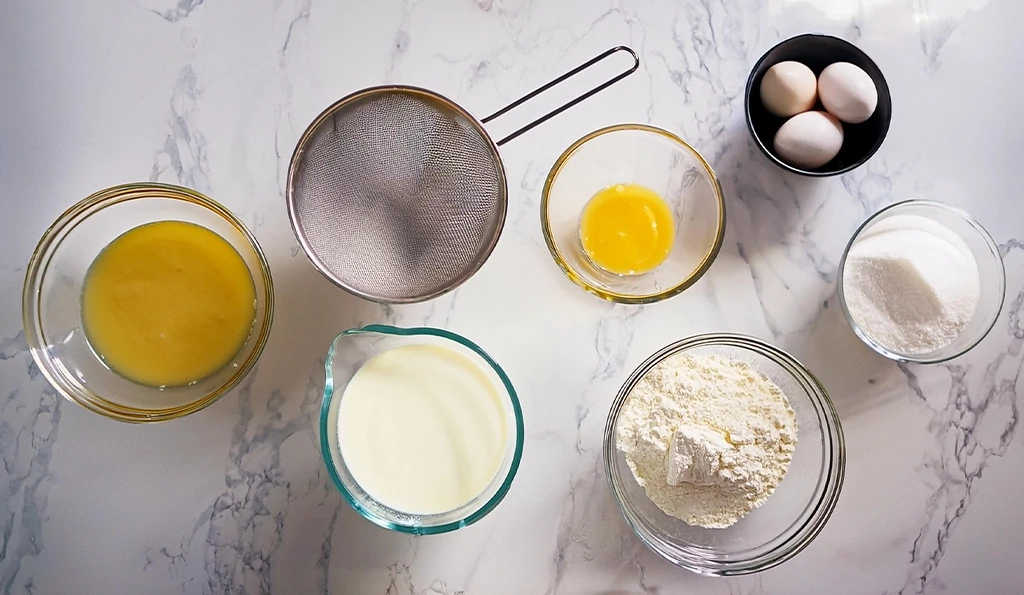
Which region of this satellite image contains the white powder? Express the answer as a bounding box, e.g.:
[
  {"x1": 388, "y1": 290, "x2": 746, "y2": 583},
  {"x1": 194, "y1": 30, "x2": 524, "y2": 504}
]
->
[
  {"x1": 616, "y1": 354, "x2": 797, "y2": 529},
  {"x1": 666, "y1": 424, "x2": 733, "y2": 487},
  {"x1": 842, "y1": 214, "x2": 980, "y2": 355}
]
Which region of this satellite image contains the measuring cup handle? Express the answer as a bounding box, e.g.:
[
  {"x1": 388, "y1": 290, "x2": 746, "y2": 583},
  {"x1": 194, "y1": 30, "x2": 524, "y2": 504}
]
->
[{"x1": 482, "y1": 46, "x2": 640, "y2": 146}]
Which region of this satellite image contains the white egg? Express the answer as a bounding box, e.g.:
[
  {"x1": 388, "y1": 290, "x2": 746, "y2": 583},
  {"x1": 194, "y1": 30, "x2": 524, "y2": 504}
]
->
[
  {"x1": 759, "y1": 61, "x2": 817, "y2": 117},
  {"x1": 818, "y1": 62, "x2": 878, "y2": 124},
  {"x1": 773, "y1": 111, "x2": 844, "y2": 169}
]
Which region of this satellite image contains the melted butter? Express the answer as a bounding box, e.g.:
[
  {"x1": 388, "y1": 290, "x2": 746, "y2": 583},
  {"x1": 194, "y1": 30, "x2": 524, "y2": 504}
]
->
[{"x1": 81, "y1": 221, "x2": 256, "y2": 387}]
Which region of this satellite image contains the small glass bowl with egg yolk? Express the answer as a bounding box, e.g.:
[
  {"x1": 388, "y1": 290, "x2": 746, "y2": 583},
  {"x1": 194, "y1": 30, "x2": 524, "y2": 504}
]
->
[{"x1": 542, "y1": 124, "x2": 726, "y2": 303}]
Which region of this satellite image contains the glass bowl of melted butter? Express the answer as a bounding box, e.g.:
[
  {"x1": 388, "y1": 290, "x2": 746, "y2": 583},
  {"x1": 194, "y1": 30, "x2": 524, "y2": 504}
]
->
[
  {"x1": 22, "y1": 183, "x2": 274, "y2": 422},
  {"x1": 542, "y1": 124, "x2": 726, "y2": 303}
]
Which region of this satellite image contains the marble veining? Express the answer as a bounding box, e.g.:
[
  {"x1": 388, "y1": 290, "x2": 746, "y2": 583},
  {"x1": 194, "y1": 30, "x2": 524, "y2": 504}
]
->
[
  {"x1": 144, "y1": 360, "x2": 332, "y2": 595},
  {"x1": 138, "y1": 0, "x2": 208, "y2": 24},
  {"x1": 1, "y1": 0, "x2": 1022, "y2": 593},
  {"x1": 0, "y1": 334, "x2": 62, "y2": 595},
  {"x1": 150, "y1": 64, "x2": 211, "y2": 191},
  {"x1": 888, "y1": 240, "x2": 1022, "y2": 595}
]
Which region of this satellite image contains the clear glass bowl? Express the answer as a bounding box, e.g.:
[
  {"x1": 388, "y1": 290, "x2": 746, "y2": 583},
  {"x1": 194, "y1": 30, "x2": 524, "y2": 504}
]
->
[
  {"x1": 603, "y1": 334, "x2": 845, "y2": 576},
  {"x1": 837, "y1": 199, "x2": 1005, "y2": 364},
  {"x1": 21, "y1": 183, "x2": 275, "y2": 423},
  {"x1": 542, "y1": 124, "x2": 726, "y2": 303},
  {"x1": 320, "y1": 325, "x2": 524, "y2": 534}
]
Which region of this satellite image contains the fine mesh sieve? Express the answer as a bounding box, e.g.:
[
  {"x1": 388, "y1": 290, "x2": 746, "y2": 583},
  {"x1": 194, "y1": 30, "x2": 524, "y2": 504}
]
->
[{"x1": 287, "y1": 46, "x2": 639, "y2": 303}]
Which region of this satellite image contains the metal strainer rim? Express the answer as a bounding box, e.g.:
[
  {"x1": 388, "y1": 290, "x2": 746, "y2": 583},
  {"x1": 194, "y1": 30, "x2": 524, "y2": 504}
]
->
[{"x1": 285, "y1": 84, "x2": 508, "y2": 303}]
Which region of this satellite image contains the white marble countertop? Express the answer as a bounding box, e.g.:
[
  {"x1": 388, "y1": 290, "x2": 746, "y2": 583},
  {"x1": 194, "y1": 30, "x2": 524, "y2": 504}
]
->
[{"x1": 2, "y1": 0, "x2": 1022, "y2": 593}]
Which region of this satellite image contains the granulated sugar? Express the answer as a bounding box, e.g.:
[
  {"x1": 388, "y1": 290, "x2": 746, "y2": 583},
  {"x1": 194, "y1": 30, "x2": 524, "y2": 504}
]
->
[{"x1": 842, "y1": 214, "x2": 980, "y2": 355}]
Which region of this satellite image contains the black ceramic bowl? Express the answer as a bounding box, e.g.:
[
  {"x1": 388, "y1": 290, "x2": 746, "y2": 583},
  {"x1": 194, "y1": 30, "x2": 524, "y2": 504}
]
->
[{"x1": 744, "y1": 34, "x2": 891, "y2": 177}]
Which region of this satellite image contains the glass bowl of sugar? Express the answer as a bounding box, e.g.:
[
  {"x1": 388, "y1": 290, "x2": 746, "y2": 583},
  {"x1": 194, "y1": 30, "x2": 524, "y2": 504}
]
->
[{"x1": 837, "y1": 199, "x2": 1005, "y2": 364}]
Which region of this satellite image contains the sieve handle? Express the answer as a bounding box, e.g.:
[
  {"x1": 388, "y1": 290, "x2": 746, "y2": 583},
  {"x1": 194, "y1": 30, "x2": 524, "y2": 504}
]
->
[{"x1": 482, "y1": 45, "x2": 640, "y2": 146}]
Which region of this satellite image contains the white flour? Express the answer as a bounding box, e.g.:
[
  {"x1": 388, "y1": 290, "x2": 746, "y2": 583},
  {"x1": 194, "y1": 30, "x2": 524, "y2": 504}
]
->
[
  {"x1": 842, "y1": 214, "x2": 980, "y2": 354},
  {"x1": 616, "y1": 354, "x2": 797, "y2": 529}
]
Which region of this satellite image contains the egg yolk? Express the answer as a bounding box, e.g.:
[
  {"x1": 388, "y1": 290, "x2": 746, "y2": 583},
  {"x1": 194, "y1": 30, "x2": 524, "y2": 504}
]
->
[{"x1": 578, "y1": 183, "x2": 675, "y2": 275}]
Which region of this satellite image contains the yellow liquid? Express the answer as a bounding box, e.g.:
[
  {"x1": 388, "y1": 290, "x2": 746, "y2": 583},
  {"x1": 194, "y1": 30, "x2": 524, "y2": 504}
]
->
[
  {"x1": 82, "y1": 221, "x2": 256, "y2": 387},
  {"x1": 578, "y1": 183, "x2": 675, "y2": 275}
]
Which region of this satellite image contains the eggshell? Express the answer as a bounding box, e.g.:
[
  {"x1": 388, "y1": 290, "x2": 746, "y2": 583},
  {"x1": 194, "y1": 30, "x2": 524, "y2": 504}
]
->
[
  {"x1": 818, "y1": 62, "x2": 878, "y2": 124},
  {"x1": 773, "y1": 111, "x2": 844, "y2": 169},
  {"x1": 759, "y1": 61, "x2": 818, "y2": 117}
]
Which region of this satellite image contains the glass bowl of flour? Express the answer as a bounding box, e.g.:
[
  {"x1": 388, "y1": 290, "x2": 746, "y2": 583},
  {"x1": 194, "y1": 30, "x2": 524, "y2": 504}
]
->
[
  {"x1": 603, "y1": 334, "x2": 845, "y2": 575},
  {"x1": 837, "y1": 199, "x2": 1005, "y2": 363}
]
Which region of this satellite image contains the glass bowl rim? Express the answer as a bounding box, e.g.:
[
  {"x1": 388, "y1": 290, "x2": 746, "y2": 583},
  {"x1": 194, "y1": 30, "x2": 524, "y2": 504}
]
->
[
  {"x1": 21, "y1": 181, "x2": 275, "y2": 423},
  {"x1": 540, "y1": 122, "x2": 727, "y2": 304},
  {"x1": 319, "y1": 323, "x2": 525, "y2": 535},
  {"x1": 602, "y1": 332, "x2": 846, "y2": 575},
  {"x1": 836, "y1": 198, "x2": 1006, "y2": 364}
]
